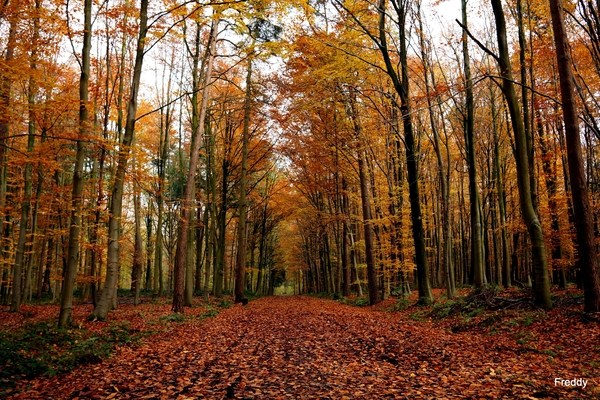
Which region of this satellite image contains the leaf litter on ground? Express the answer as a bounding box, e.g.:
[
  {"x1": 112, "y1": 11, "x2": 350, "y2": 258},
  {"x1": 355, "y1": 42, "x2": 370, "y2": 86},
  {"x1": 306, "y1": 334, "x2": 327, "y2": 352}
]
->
[{"x1": 1, "y1": 291, "x2": 599, "y2": 399}]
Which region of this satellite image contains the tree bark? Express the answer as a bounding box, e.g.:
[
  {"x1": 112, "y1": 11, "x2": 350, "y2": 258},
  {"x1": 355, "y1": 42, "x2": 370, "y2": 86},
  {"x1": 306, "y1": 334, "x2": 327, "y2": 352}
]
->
[
  {"x1": 417, "y1": 4, "x2": 455, "y2": 298},
  {"x1": 91, "y1": 0, "x2": 149, "y2": 320},
  {"x1": 59, "y1": 0, "x2": 90, "y2": 326},
  {"x1": 132, "y1": 168, "x2": 143, "y2": 306},
  {"x1": 12, "y1": 1, "x2": 39, "y2": 313},
  {"x1": 173, "y1": 18, "x2": 219, "y2": 313},
  {"x1": 235, "y1": 59, "x2": 253, "y2": 304},
  {"x1": 489, "y1": 85, "x2": 511, "y2": 287},
  {"x1": 378, "y1": 0, "x2": 433, "y2": 304},
  {"x1": 490, "y1": 0, "x2": 552, "y2": 308},
  {"x1": 548, "y1": 0, "x2": 600, "y2": 311},
  {"x1": 460, "y1": 0, "x2": 485, "y2": 288}
]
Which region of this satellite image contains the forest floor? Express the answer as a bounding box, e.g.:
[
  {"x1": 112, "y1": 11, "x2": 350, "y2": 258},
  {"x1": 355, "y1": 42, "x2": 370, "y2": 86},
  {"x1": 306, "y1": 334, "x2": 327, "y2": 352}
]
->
[{"x1": 2, "y1": 289, "x2": 600, "y2": 399}]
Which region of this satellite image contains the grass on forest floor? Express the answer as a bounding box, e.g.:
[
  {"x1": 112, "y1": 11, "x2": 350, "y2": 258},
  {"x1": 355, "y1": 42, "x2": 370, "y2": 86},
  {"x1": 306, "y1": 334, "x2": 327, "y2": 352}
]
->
[
  {"x1": 0, "y1": 320, "x2": 148, "y2": 392},
  {"x1": 0, "y1": 294, "x2": 241, "y2": 394},
  {"x1": 337, "y1": 284, "x2": 591, "y2": 334}
]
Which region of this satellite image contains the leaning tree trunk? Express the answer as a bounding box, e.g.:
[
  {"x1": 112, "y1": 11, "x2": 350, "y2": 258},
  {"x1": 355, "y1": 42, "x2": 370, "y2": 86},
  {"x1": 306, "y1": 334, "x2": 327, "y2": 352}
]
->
[
  {"x1": 91, "y1": 0, "x2": 148, "y2": 320},
  {"x1": 490, "y1": 0, "x2": 552, "y2": 309},
  {"x1": 172, "y1": 18, "x2": 219, "y2": 313},
  {"x1": 548, "y1": 0, "x2": 600, "y2": 311}
]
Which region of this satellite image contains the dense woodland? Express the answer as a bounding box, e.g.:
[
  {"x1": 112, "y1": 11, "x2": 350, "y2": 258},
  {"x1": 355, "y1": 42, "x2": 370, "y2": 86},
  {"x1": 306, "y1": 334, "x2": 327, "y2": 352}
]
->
[{"x1": 1, "y1": 0, "x2": 600, "y2": 325}]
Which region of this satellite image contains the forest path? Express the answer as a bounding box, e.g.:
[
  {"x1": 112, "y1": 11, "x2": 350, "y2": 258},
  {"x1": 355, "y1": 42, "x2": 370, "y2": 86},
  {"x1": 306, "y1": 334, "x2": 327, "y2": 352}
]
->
[{"x1": 14, "y1": 296, "x2": 595, "y2": 399}]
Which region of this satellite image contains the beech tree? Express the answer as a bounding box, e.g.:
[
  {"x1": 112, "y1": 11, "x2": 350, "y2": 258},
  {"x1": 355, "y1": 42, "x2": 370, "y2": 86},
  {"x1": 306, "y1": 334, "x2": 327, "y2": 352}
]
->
[
  {"x1": 91, "y1": 0, "x2": 149, "y2": 320},
  {"x1": 59, "y1": 0, "x2": 92, "y2": 327},
  {"x1": 173, "y1": 16, "x2": 219, "y2": 313},
  {"x1": 487, "y1": 0, "x2": 552, "y2": 308},
  {"x1": 548, "y1": 0, "x2": 600, "y2": 311}
]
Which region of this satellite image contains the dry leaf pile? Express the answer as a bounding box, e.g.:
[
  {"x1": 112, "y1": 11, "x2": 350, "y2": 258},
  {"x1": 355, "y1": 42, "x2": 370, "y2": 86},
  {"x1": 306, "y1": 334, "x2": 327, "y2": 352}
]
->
[{"x1": 4, "y1": 295, "x2": 599, "y2": 399}]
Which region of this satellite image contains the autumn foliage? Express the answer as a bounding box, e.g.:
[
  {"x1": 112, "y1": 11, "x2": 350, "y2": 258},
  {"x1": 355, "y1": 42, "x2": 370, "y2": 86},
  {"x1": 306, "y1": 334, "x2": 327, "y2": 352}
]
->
[{"x1": 1, "y1": 0, "x2": 600, "y2": 396}]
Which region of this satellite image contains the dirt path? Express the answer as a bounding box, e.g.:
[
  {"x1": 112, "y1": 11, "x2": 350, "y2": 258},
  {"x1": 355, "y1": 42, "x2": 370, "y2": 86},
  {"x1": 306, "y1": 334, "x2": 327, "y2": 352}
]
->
[{"x1": 12, "y1": 296, "x2": 597, "y2": 399}]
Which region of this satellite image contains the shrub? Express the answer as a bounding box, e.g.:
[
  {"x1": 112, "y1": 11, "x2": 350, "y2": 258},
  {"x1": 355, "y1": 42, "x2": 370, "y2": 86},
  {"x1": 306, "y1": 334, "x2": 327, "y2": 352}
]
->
[
  {"x1": 353, "y1": 297, "x2": 370, "y2": 307},
  {"x1": 0, "y1": 321, "x2": 142, "y2": 391},
  {"x1": 217, "y1": 299, "x2": 233, "y2": 309},
  {"x1": 201, "y1": 309, "x2": 219, "y2": 319},
  {"x1": 387, "y1": 297, "x2": 412, "y2": 312},
  {"x1": 159, "y1": 314, "x2": 186, "y2": 323}
]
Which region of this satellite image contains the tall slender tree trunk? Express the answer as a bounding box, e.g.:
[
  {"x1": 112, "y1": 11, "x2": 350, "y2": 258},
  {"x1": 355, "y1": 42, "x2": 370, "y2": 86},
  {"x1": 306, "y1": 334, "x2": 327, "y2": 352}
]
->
[
  {"x1": 22, "y1": 127, "x2": 46, "y2": 304},
  {"x1": 460, "y1": 0, "x2": 485, "y2": 288},
  {"x1": 517, "y1": 0, "x2": 537, "y2": 213},
  {"x1": 184, "y1": 18, "x2": 203, "y2": 306},
  {"x1": 132, "y1": 158, "x2": 143, "y2": 306},
  {"x1": 173, "y1": 18, "x2": 219, "y2": 313},
  {"x1": 13, "y1": 9, "x2": 41, "y2": 306},
  {"x1": 145, "y1": 212, "x2": 153, "y2": 290},
  {"x1": 341, "y1": 179, "x2": 351, "y2": 297},
  {"x1": 0, "y1": 0, "x2": 19, "y2": 195},
  {"x1": 344, "y1": 92, "x2": 379, "y2": 305},
  {"x1": 195, "y1": 206, "x2": 204, "y2": 291},
  {"x1": 204, "y1": 128, "x2": 217, "y2": 301},
  {"x1": 358, "y1": 148, "x2": 378, "y2": 305},
  {"x1": 417, "y1": 3, "x2": 454, "y2": 298},
  {"x1": 490, "y1": 0, "x2": 552, "y2": 308},
  {"x1": 378, "y1": 0, "x2": 433, "y2": 304},
  {"x1": 235, "y1": 59, "x2": 253, "y2": 304},
  {"x1": 548, "y1": 0, "x2": 600, "y2": 311},
  {"x1": 92, "y1": 0, "x2": 149, "y2": 320},
  {"x1": 489, "y1": 85, "x2": 511, "y2": 287},
  {"x1": 539, "y1": 114, "x2": 565, "y2": 286},
  {"x1": 59, "y1": 0, "x2": 90, "y2": 326},
  {"x1": 11, "y1": 1, "x2": 39, "y2": 313}
]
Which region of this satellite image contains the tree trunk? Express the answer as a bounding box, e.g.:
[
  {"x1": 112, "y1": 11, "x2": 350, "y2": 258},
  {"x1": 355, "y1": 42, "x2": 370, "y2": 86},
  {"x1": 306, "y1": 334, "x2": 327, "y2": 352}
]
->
[
  {"x1": 0, "y1": 0, "x2": 19, "y2": 178},
  {"x1": 460, "y1": 0, "x2": 485, "y2": 288},
  {"x1": 548, "y1": 0, "x2": 600, "y2": 311},
  {"x1": 195, "y1": 206, "x2": 205, "y2": 291},
  {"x1": 132, "y1": 172, "x2": 143, "y2": 306},
  {"x1": 235, "y1": 59, "x2": 253, "y2": 304},
  {"x1": 341, "y1": 181, "x2": 351, "y2": 297},
  {"x1": 378, "y1": 0, "x2": 433, "y2": 304},
  {"x1": 173, "y1": 18, "x2": 219, "y2": 313},
  {"x1": 343, "y1": 92, "x2": 379, "y2": 305},
  {"x1": 490, "y1": 0, "x2": 552, "y2": 309},
  {"x1": 417, "y1": 5, "x2": 455, "y2": 298},
  {"x1": 59, "y1": 0, "x2": 90, "y2": 326},
  {"x1": 489, "y1": 85, "x2": 511, "y2": 287},
  {"x1": 22, "y1": 128, "x2": 46, "y2": 304},
  {"x1": 91, "y1": 0, "x2": 149, "y2": 320},
  {"x1": 357, "y1": 149, "x2": 379, "y2": 304},
  {"x1": 12, "y1": 1, "x2": 39, "y2": 313},
  {"x1": 145, "y1": 213, "x2": 153, "y2": 290}
]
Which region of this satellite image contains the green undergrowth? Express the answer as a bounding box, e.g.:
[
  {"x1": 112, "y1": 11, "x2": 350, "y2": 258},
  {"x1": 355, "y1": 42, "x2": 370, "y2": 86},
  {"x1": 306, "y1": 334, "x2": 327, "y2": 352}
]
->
[
  {"x1": 243, "y1": 289, "x2": 263, "y2": 302},
  {"x1": 0, "y1": 321, "x2": 147, "y2": 393},
  {"x1": 309, "y1": 292, "x2": 336, "y2": 300},
  {"x1": 377, "y1": 286, "x2": 552, "y2": 336},
  {"x1": 159, "y1": 300, "x2": 231, "y2": 323},
  {"x1": 338, "y1": 296, "x2": 371, "y2": 307}
]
